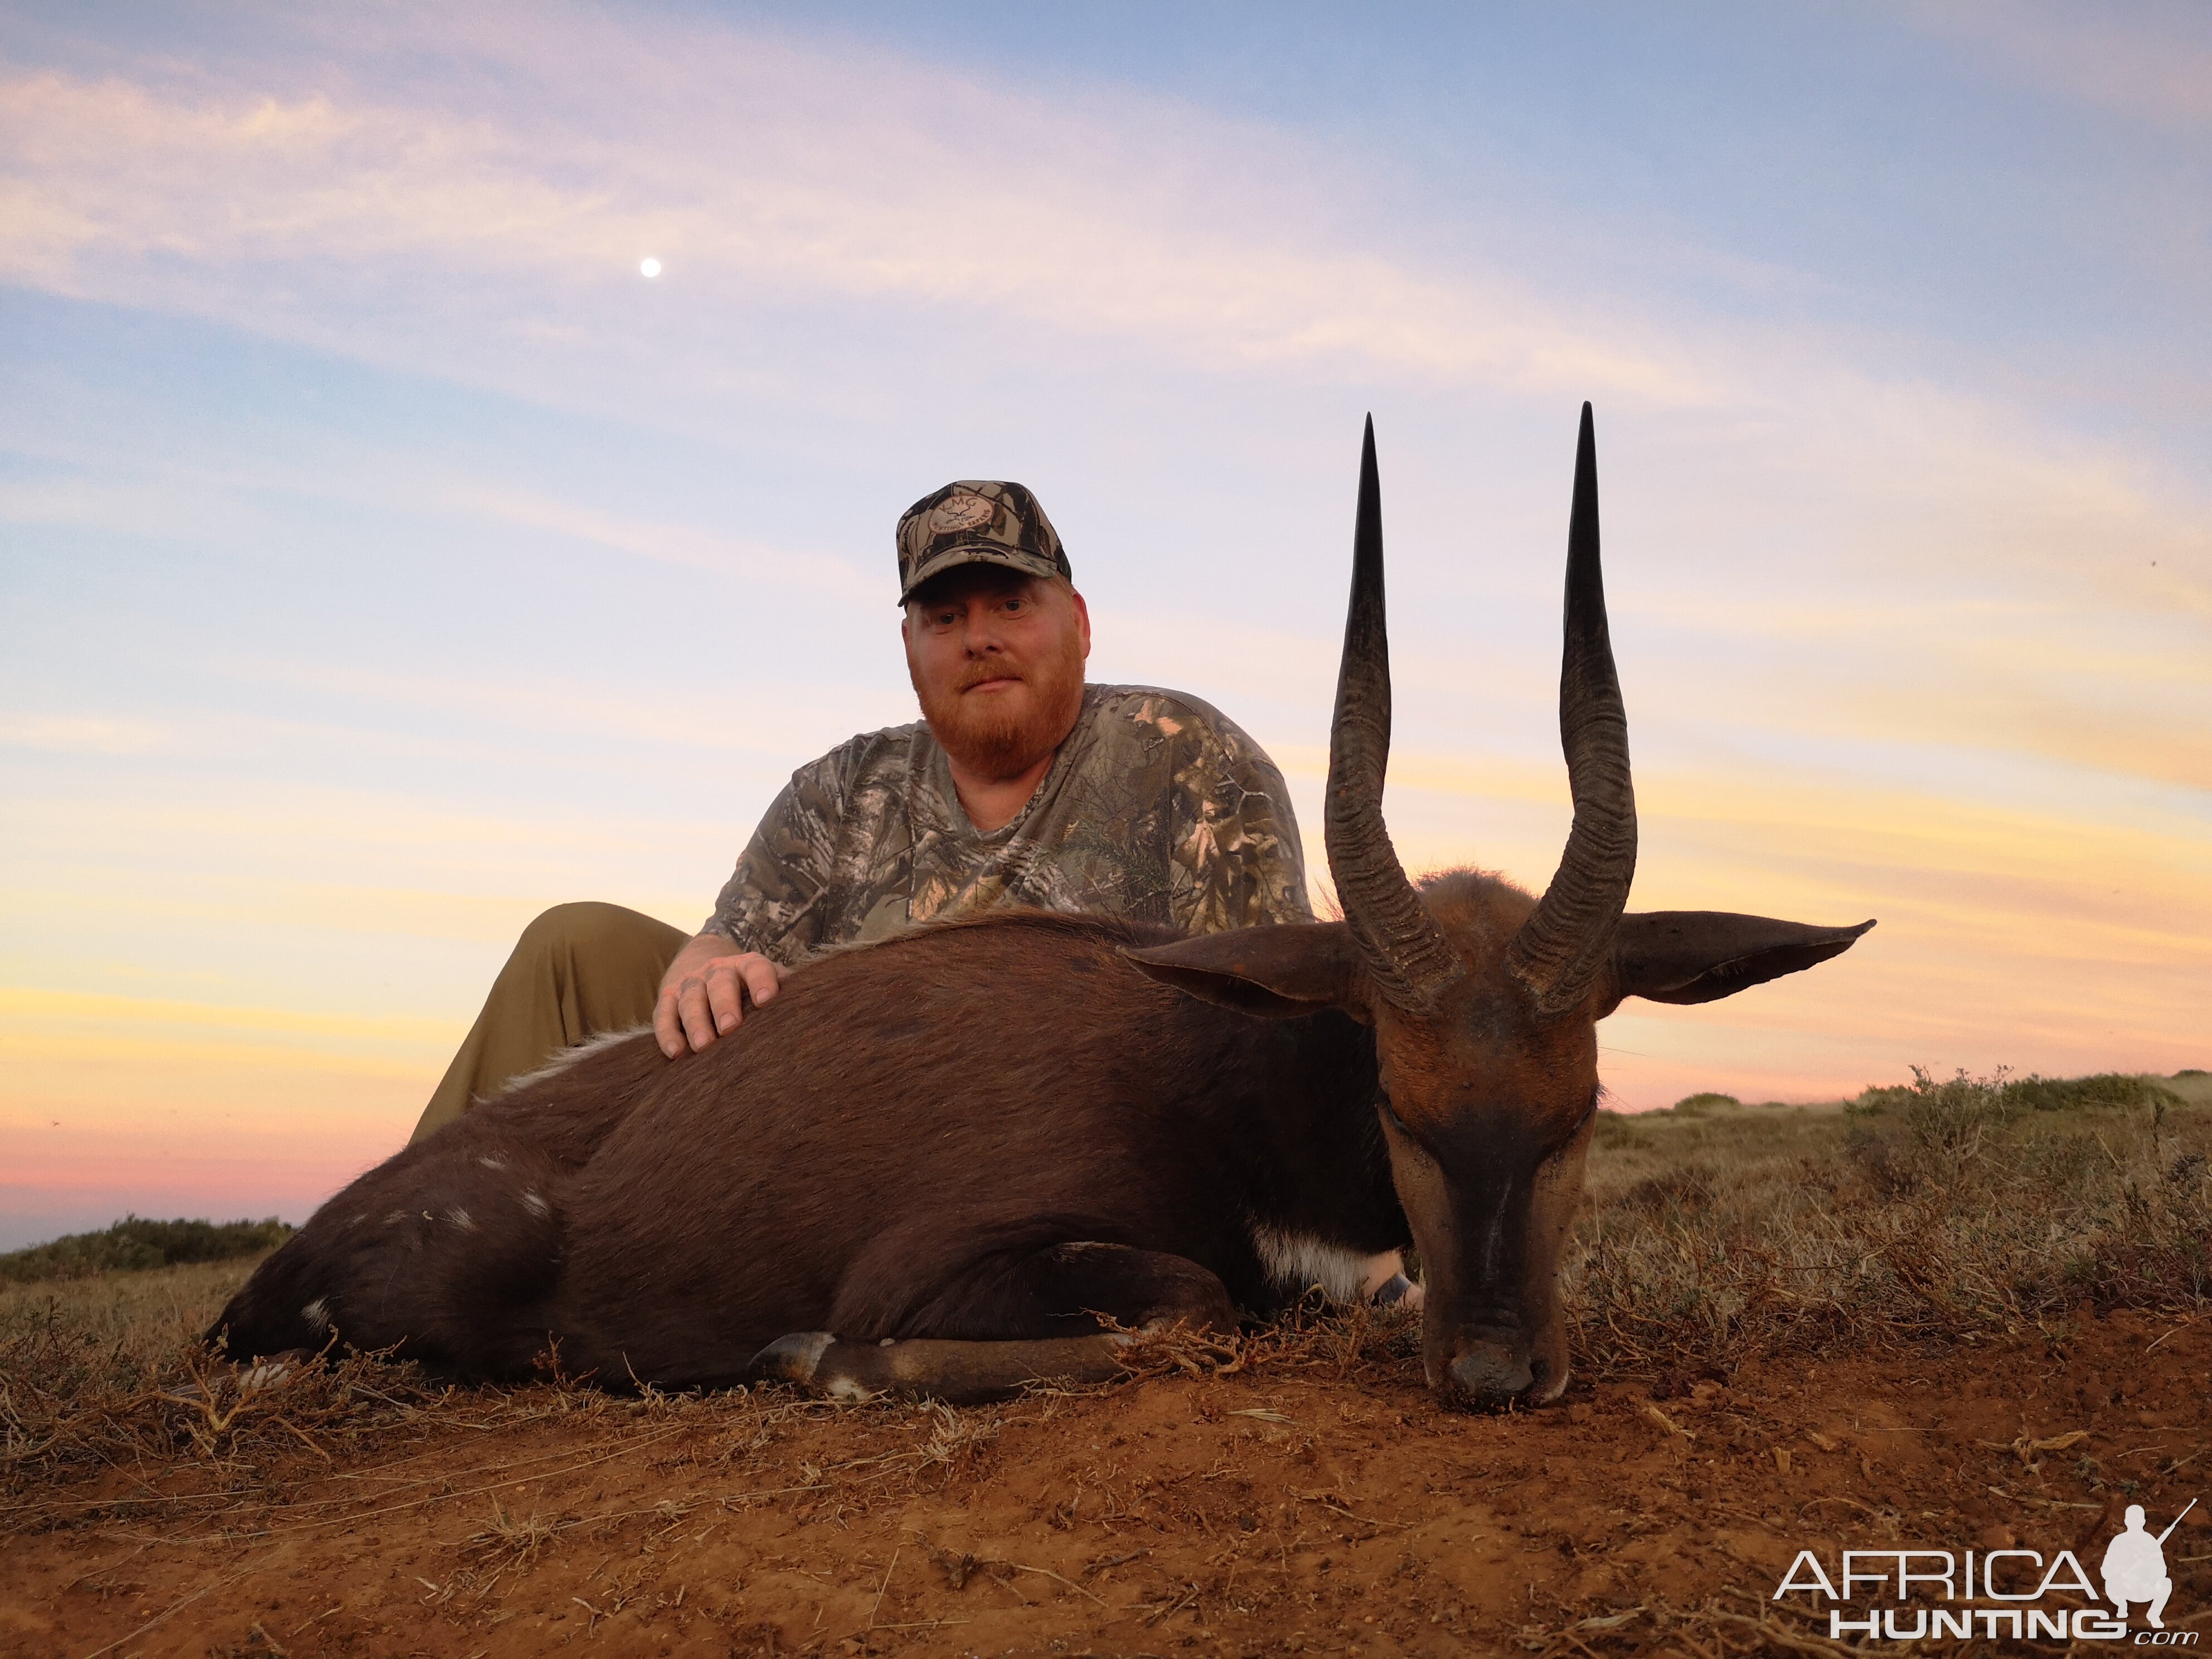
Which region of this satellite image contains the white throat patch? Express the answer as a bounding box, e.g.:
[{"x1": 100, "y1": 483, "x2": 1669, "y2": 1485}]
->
[{"x1": 1250, "y1": 1224, "x2": 1369, "y2": 1304}]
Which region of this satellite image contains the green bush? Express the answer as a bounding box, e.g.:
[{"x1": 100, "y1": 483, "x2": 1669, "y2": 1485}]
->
[
  {"x1": 1849, "y1": 1069, "x2": 2180, "y2": 1120},
  {"x1": 1899, "y1": 1068, "x2": 2021, "y2": 1162},
  {"x1": 2001, "y1": 1072, "x2": 2182, "y2": 1113},
  {"x1": 0, "y1": 1216, "x2": 293, "y2": 1284},
  {"x1": 1668, "y1": 1092, "x2": 1740, "y2": 1116}
]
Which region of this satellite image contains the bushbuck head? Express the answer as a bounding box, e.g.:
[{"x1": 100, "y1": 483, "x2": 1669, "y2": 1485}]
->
[{"x1": 1128, "y1": 407, "x2": 1873, "y2": 1410}]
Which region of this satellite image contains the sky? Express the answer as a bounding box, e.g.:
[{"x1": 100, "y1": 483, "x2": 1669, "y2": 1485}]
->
[{"x1": 2, "y1": 1, "x2": 2208, "y2": 1249}]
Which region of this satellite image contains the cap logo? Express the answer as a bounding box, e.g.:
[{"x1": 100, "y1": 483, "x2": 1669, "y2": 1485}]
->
[{"x1": 929, "y1": 493, "x2": 995, "y2": 534}]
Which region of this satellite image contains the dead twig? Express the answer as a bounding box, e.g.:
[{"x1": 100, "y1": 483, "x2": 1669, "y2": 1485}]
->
[
  {"x1": 1005, "y1": 1560, "x2": 1107, "y2": 1607},
  {"x1": 865, "y1": 1545, "x2": 900, "y2": 1629},
  {"x1": 1143, "y1": 1580, "x2": 1202, "y2": 1626}
]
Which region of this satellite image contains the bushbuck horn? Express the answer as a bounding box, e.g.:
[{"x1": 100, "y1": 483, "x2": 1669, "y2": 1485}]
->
[
  {"x1": 1324, "y1": 416, "x2": 1464, "y2": 1012},
  {"x1": 1506, "y1": 401, "x2": 1637, "y2": 1013}
]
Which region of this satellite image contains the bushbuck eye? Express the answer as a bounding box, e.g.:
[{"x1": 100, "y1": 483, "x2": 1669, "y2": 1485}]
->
[
  {"x1": 1377, "y1": 1097, "x2": 1438, "y2": 1157},
  {"x1": 1544, "y1": 1097, "x2": 1600, "y2": 1161}
]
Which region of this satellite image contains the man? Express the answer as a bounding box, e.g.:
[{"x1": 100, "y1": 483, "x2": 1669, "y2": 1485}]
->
[{"x1": 406, "y1": 479, "x2": 1409, "y2": 1297}]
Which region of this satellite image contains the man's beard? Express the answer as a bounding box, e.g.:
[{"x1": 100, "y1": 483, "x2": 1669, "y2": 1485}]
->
[{"x1": 912, "y1": 631, "x2": 1087, "y2": 780}]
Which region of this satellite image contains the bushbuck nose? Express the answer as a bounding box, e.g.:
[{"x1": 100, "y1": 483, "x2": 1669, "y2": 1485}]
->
[{"x1": 1445, "y1": 1337, "x2": 1534, "y2": 1409}]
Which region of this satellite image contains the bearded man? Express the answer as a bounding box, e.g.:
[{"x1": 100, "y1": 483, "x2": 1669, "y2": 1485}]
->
[{"x1": 406, "y1": 480, "x2": 1410, "y2": 1298}]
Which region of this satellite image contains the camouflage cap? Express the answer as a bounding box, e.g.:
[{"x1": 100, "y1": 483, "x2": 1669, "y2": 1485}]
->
[{"x1": 895, "y1": 481, "x2": 1071, "y2": 605}]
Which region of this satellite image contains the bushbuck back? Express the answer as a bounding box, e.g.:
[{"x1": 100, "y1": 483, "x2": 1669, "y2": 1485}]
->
[{"x1": 212, "y1": 407, "x2": 1871, "y2": 1409}]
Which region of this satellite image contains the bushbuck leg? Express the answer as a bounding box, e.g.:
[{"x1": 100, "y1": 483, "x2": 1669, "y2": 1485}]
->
[{"x1": 753, "y1": 1241, "x2": 1238, "y2": 1403}]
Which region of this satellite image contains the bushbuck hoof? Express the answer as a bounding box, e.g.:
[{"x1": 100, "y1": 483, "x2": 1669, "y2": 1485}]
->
[
  {"x1": 748, "y1": 1330, "x2": 841, "y2": 1389},
  {"x1": 166, "y1": 1347, "x2": 313, "y2": 1406},
  {"x1": 750, "y1": 1330, "x2": 1142, "y2": 1405},
  {"x1": 1371, "y1": 1273, "x2": 1423, "y2": 1311}
]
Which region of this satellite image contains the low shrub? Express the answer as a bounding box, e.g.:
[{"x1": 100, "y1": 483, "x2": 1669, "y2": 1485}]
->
[
  {"x1": 2002, "y1": 1071, "x2": 2182, "y2": 1113},
  {"x1": 0, "y1": 1216, "x2": 294, "y2": 1284},
  {"x1": 1668, "y1": 1092, "x2": 1740, "y2": 1115},
  {"x1": 1569, "y1": 1066, "x2": 2212, "y2": 1380}
]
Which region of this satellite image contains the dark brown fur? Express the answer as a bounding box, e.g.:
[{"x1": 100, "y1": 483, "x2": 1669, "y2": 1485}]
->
[{"x1": 210, "y1": 912, "x2": 1393, "y2": 1389}]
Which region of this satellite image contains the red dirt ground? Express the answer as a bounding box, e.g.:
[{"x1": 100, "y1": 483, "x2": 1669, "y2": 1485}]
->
[{"x1": 6, "y1": 1312, "x2": 2209, "y2": 1657}]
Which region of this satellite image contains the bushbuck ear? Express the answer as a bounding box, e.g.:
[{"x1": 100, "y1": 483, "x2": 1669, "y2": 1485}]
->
[
  {"x1": 1612, "y1": 912, "x2": 1875, "y2": 1007},
  {"x1": 1122, "y1": 923, "x2": 1365, "y2": 1018}
]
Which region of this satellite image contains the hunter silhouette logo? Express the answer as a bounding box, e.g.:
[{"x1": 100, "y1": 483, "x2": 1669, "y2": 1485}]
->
[
  {"x1": 2106, "y1": 1501, "x2": 2194, "y2": 1631},
  {"x1": 1773, "y1": 1498, "x2": 2199, "y2": 1643}
]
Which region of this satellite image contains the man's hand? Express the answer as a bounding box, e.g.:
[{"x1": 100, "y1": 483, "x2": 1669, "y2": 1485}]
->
[{"x1": 655, "y1": 932, "x2": 785, "y2": 1058}]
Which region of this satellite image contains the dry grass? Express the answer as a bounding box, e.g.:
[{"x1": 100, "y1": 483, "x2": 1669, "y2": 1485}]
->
[
  {"x1": 6, "y1": 1069, "x2": 2206, "y2": 1542},
  {"x1": 0, "y1": 1282, "x2": 1428, "y2": 1544},
  {"x1": 1573, "y1": 1068, "x2": 2212, "y2": 1385},
  {"x1": 1, "y1": 1262, "x2": 435, "y2": 1521}
]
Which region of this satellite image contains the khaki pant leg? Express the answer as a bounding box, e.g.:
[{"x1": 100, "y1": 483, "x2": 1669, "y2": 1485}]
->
[{"x1": 409, "y1": 902, "x2": 690, "y2": 1144}]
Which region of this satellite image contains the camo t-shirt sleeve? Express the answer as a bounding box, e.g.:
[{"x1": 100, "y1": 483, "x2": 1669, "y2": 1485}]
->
[
  {"x1": 1152, "y1": 695, "x2": 1313, "y2": 934},
  {"x1": 703, "y1": 751, "x2": 855, "y2": 963}
]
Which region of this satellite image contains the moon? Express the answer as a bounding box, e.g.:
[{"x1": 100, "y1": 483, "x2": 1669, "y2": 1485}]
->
[{"x1": 639, "y1": 257, "x2": 662, "y2": 279}]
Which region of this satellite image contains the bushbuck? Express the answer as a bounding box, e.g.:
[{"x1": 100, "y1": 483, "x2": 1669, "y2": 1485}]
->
[{"x1": 211, "y1": 407, "x2": 1871, "y2": 1409}]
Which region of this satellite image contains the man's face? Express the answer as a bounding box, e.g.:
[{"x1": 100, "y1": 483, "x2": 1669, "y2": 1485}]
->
[{"x1": 902, "y1": 568, "x2": 1091, "y2": 781}]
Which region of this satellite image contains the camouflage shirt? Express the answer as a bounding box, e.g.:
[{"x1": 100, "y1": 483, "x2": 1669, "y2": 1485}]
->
[{"x1": 706, "y1": 685, "x2": 1312, "y2": 961}]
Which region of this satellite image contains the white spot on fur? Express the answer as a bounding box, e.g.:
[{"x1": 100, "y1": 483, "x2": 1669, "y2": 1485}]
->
[
  {"x1": 447, "y1": 1207, "x2": 477, "y2": 1231},
  {"x1": 496, "y1": 1023, "x2": 653, "y2": 1095},
  {"x1": 521, "y1": 1190, "x2": 551, "y2": 1218},
  {"x1": 1251, "y1": 1224, "x2": 1370, "y2": 1304},
  {"x1": 477, "y1": 1154, "x2": 508, "y2": 1172},
  {"x1": 827, "y1": 1377, "x2": 880, "y2": 1402},
  {"x1": 349, "y1": 1213, "x2": 368, "y2": 1228},
  {"x1": 384, "y1": 1209, "x2": 410, "y2": 1226},
  {"x1": 301, "y1": 1298, "x2": 331, "y2": 1331}
]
